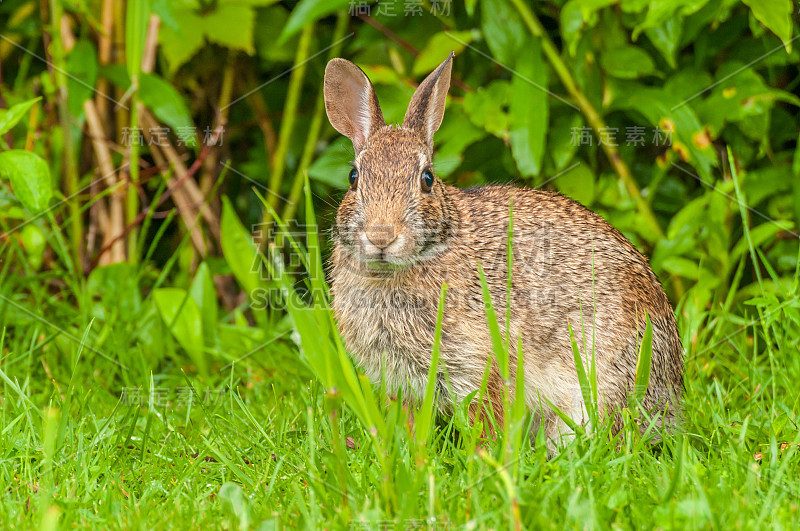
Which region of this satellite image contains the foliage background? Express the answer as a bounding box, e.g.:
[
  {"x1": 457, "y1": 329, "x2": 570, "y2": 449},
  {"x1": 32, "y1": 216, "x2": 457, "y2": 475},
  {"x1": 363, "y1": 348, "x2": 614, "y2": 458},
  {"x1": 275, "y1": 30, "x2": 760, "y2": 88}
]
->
[{"x1": 0, "y1": 0, "x2": 799, "y2": 528}]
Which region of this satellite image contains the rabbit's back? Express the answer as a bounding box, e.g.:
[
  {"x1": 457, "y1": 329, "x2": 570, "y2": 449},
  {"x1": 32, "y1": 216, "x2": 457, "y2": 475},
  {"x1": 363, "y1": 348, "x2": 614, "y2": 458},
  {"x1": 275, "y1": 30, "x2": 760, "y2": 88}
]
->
[{"x1": 448, "y1": 185, "x2": 683, "y2": 428}]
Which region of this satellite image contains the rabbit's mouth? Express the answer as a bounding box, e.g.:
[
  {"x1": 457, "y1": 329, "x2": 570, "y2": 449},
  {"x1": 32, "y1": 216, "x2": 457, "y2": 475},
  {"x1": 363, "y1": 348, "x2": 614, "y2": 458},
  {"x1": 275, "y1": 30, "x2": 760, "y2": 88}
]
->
[{"x1": 361, "y1": 253, "x2": 415, "y2": 272}]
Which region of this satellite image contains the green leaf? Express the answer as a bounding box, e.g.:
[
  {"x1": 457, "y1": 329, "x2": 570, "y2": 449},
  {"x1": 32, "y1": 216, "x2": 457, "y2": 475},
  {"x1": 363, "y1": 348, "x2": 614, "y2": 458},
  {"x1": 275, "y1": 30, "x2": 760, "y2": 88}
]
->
[
  {"x1": 481, "y1": 0, "x2": 526, "y2": 64},
  {"x1": 19, "y1": 224, "x2": 46, "y2": 270},
  {"x1": 65, "y1": 40, "x2": 98, "y2": 118},
  {"x1": 190, "y1": 262, "x2": 218, "y2": 345},
  {"x1": 126, "y1": 0, "x2": 150, "y2": 79},
  {"x1": 0, "y1": 97, "x2": 41, "y2": 136},
  {"x1": 139, "y1": 73, "x2": 197, "y2": 146},
  {"x1": 308, "y1": 138, "x2": 351, "y2": 189},
  {"x1": 600, "y1": 45, "x2": 657, "y2": 79},
  {"x1": 218, "y1": 482, "x2": 251, "y2": 531},
  {"x1": 201, "y1": 4, "x2": 257, "y2": 52},
  {"x1": 463, "y1": 80, "x2": 510, "y2": 140},
  {"x1": 661, "y1": 256, "x2": 699, "y2": 279},
  {"x1": 413, "y1": 30, "x2": 478, "y2": 76},
  {"x1": 611, "y1": 83, "x2": 717, "y2": 180},
  {"x1": 157, "y1": 8, "x2": 205, "y2": 72},
  {"x1": 555, "y1": 163, "x2": 595, "y2": 206},
  {"x1": 631, "y1": 313, "x2": 653, "y2": 406},
  {"x1": 548, "y1": 113, "x2": 582, "y2": 171},
  {"x1": 153, "y1": 288, "x2": 206, "y2": 375},
  {"x1": 432, "y1": 103, "x2": 486, "y2": 177},
  {"x1": 0, "y1": 150, "x2": 52, "y2": 214},
  {"x1": 221, "y1": 197, "x2": 263, "y2": 295},
  {"x1": 742, "y1": 0, "x2": 793, "y2": 51},
  {"x1": 644, "y1": 16, "x2": 681, "y2": 69},
  {"x1": 510, "y1": 37, "x2": 548, "y2": 177},
  {"x1": 280, "y1": 0, "x2": 350, "y2": 43}
]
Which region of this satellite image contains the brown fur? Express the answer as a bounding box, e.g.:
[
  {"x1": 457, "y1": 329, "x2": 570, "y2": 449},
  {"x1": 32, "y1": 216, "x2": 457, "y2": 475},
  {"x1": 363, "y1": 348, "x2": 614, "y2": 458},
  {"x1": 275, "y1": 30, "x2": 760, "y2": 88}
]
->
[{"x1": 324, "y1": 55, "x2": 684, "y2": 455}]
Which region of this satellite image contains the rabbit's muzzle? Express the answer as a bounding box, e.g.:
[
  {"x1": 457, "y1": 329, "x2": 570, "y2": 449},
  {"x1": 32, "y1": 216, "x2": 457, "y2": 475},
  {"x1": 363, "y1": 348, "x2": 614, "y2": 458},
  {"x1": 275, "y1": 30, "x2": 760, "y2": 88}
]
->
[{"x1": 349, "y1": 222, "x2": 416, "y2": 270}]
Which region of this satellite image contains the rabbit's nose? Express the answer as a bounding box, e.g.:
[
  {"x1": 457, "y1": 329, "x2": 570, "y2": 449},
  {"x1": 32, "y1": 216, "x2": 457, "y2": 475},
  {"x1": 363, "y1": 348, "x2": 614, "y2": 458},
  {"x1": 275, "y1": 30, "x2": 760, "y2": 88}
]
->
[{"x1": 365, "y1": 224, "x2": 397, "y2": 249}]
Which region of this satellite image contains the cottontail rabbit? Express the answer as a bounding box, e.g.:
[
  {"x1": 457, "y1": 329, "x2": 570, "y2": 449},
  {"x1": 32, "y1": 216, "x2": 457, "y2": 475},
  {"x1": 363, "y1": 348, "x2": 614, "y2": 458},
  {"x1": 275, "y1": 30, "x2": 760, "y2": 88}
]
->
[{"x1": 324, "y1": 52, "x2": 683, "y2": 454}]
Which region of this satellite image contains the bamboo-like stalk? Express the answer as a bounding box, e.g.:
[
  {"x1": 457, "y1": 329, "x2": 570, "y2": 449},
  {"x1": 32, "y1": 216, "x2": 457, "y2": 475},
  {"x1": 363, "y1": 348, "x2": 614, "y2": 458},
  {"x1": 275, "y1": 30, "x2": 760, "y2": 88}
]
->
[
  {"x1": 263, "y1": 23, "x2": 314, "y2": 223},
  {"x1": 84, "y1": 100, "x2": 126, "y2": 263},
  {"x1": 200, "y1": 52, "x2": 235, "y2": 198},
  {"x1": 281, "y1": 13, "x2": 348, "y2": 223},
  {"x1": 50, "y1": 3, "x2": 82, "y2": 268}
]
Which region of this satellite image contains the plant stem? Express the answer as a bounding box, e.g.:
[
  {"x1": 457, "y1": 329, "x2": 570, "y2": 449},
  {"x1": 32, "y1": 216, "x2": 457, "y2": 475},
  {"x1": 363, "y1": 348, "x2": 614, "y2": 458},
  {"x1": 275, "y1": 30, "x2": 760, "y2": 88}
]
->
[
  {"x1": 282, "y1": 13, "x2": 348, "y2": 223},
  {"x1": 50, "y1": 2, "x2": 82, "y2": 269},
  {"x1": 263, "y1": 23, "x2": 314, "y2": 227}
]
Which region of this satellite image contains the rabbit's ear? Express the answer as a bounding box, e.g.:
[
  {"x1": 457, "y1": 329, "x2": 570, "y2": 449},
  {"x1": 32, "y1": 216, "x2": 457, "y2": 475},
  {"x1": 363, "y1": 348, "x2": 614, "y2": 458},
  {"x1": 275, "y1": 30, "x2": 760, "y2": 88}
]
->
[
  {"x1": 324, "y1": 58, "x2": 386, "y2": 152},
  {"x1": 403, "y1": 51, "x2": 454, "y2": 150}
]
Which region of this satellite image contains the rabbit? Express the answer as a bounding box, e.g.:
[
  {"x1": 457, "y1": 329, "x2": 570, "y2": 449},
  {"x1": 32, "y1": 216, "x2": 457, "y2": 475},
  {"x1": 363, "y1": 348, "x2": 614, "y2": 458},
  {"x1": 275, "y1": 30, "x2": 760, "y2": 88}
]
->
[{"x1": 323, "y1": 52, "x2": 684, "y2": 455}]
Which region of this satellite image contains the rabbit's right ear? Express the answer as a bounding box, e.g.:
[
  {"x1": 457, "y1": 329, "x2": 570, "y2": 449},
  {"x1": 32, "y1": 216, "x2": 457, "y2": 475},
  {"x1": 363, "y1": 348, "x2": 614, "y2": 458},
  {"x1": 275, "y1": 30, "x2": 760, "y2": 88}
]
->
[{"x1": 324, "y1": 59, "x2": 385, "y2": 153}]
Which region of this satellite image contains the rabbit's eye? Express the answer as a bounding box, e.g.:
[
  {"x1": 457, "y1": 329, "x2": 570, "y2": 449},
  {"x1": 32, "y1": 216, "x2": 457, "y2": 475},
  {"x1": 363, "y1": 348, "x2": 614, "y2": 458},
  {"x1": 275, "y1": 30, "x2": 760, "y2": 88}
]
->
[
  {"x1": 421, "y1": 170, "x2": 434, "y2": 193},
  {"x1": 348, "y1": 168, "x2": 358, "y2": 189}
]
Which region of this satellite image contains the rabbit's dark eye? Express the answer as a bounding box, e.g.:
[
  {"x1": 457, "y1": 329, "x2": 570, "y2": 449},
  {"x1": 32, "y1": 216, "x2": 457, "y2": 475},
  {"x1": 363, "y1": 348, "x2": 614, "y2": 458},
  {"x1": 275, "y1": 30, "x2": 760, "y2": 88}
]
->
[
  {"x1": 348, "y1": 168, "x2": 358, "y2": 189},
  {"x1": 421, "y1": 170, "x2": 434, "y2": 193}
]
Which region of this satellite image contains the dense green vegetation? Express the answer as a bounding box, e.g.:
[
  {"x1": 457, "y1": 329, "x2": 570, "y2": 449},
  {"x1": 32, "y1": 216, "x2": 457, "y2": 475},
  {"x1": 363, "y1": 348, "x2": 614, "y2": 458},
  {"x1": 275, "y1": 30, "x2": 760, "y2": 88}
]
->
[{"x1": 1, "y1": 0, "x2": 799, "y2": 528}]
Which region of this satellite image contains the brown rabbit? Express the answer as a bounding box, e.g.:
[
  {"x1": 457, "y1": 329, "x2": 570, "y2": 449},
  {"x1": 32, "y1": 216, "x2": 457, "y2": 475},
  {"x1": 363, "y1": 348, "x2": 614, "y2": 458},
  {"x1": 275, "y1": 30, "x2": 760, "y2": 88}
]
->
[{"x1": 323, "y1": 52, "x2": 683, "y2": 455}]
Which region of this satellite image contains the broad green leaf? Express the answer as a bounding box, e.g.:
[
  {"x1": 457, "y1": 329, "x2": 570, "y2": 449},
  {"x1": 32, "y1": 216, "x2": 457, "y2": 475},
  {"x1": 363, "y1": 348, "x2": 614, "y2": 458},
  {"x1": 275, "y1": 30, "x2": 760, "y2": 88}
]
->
[
  {"x1": 634, "y1": 0, "x2": 711, "y2": 37},
  {"x1": 139, "y1": 73, "x2": 197, "y2": 146},
  {"x1": 432, "y1": 103, "x2": 486, "y2": 177},
  {"x1": 413, "y1": 30, "x2": 478, "y2": 76},
  {"x1": 221, "y1": 196, "x2": 263, "y2": 295},
  {"x1": 280, "y1": 0, "x2": 350, "y2": 43},
  {"x1": 742, "y1": 0, "x2": 793, "y2": 51},
  {"x1": 153, "y1": 288, "x2": 206, "y2": 374},
  {"x1": 19, "y1": 224, "x2": 45, "y2": 270},
  {"x1": 510, "y1": 37, "x2": 548, "y2": 177},
  {"x1": 695, "y1": 63, "x2": 800, "y2": 140},
  {"x1": 644, "y1": 16, "x2": 681, "y2": 68},
  {"x1": 611, "y1": 84, "x2": 717, "y2": 179},
  {"x1": 126, "y1": 0, "x2": 150, "y2": 79},
  {"x1": 661, "y1": 256, "x2": 700, "y2": 279},
  {"x1": 555, "y1": 163, "x2": 595, "y2": 206},
  {"x1": 65, "y1": 40, "x2": 98, "y2": 118},
  {"x1": 98, "y1": 67, "x2": 197, "y2": 147},
  {"x1": 158, "y1": 8, "x2": 205, "y2": 72},
  {"x1": 157, "y1": 0, "x2": 279, "y2": 71},
  {"x1": 254, "y1": 5, "x2": 299, "y2": 62},
  {"x1": 201, "y1": 4, "x2": 257, "y2": 52},
  {"x1": 0, "y1": 150, "x2": 52, "y2": 214},
  {"x1": 548, "y1": 113, "x2": 582, "y2": 171},
  {"x1": 463, "y1": 80, "x2": 510, "y2": 140},
  {"x1": 0, "y1": 97, "x2": 41, "y2": 136},
  {"x1": 601, "y1": 45, "x2": 657, "y2": 79},
  {"x1": 218, "y1": 482, "x2": 251, "y2": 531},
  {"x1": 481, "y1": 0, "x2": 525, "y2": 64},
  {"x1": 308, "y1": 137, "x2": 351, "y2": 189},
  {"x1": 87, "y1": 263, "x2": 142, "y2": 317},
  {"x1": 190, "y1": 262, "x2": 218, "y2": 345}
]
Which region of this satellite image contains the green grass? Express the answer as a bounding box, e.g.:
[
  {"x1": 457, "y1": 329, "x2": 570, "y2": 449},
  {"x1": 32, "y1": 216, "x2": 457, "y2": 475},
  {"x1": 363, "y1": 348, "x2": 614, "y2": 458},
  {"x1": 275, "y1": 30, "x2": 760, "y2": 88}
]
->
[{"x1": 2, "y1": 187, "x2": 800, "y2": 529}]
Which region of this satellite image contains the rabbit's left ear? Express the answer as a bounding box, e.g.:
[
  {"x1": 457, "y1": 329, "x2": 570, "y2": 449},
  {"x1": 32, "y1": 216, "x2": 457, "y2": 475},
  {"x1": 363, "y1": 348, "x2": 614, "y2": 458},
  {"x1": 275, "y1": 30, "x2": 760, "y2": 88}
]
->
[{"x1": 403, "y1": 52, "x2": 454, "y2": 150}]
